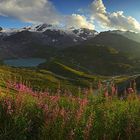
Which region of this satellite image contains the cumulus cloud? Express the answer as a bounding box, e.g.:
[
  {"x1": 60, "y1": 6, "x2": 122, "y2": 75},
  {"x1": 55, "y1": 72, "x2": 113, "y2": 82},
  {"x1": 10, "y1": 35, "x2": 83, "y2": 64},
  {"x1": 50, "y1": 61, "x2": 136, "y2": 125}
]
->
[
  {"x1": 1, "y1": 0, "x2": 139, "y2": 32},
  {"x1": 0, "y1": 0, "x2": 60, "y2": 24},
  {"x1": 90, "y1": 0, "x2": 140, "y2": 32},
  {"x1": 0, "y1": 0, "x2": 95, "y2": 29},
  {"x1": 64, "y1": 14, "x2": 94, "y2": 30}
]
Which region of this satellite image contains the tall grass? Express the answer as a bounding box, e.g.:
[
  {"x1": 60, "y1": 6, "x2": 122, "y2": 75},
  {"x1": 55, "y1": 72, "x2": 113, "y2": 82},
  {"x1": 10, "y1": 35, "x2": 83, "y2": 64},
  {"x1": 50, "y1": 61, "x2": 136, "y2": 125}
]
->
[{"x1": 0, "y1": 80, "x2": 140, "y2": 140}]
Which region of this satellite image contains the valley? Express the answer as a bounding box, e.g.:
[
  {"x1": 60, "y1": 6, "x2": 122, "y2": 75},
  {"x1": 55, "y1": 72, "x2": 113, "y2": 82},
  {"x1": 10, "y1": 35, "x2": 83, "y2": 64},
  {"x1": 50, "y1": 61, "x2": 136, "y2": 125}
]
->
[{"x1": 1, "y1": 24, "x2": 140, "y2": 93}]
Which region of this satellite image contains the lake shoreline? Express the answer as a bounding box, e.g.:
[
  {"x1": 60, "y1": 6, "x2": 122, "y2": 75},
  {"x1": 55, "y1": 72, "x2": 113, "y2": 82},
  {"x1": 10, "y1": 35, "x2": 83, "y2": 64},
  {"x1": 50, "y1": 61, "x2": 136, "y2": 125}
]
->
[{"x1": 4, "y1": 58, "x2": 46, "y2": 67}]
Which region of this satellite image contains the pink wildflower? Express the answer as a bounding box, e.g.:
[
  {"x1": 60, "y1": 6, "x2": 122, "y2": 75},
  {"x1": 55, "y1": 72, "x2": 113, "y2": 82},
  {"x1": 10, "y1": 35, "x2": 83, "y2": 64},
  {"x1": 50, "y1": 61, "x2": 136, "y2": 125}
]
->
[
  {"x1": 127, "y1": 88, "x2": 134, "y2": 94},
  {"x1": 104, "y1": 90, "x2": 109, "y2": 97}
]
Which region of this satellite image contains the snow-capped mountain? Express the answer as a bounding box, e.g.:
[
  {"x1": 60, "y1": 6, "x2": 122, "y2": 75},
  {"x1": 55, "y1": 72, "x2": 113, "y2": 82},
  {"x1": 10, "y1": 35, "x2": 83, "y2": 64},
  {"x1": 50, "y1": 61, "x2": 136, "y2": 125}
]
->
[
  {"x1": 0, "y1": 24, "x2": 98, "y2": 59},
  {"x1": 0, "y1": 23, "x2": 98, "y2": 45},
  {"x1": 1, "y1": 24, "x2": 140, "y2": 61}
]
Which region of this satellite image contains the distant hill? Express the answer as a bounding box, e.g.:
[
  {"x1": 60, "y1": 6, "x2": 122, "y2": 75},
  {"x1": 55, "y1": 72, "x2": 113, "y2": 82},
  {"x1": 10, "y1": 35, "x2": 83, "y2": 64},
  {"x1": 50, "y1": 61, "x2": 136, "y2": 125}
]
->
[
  {"x1": 54, "y1": 44, "x2": 137, "y2": 75},
  {"x1": 87, "y1": 31, "x2": 140, "y2": 58},
  {"x1": 108, "y1": 30, "x2": 140, "y2": 43}
]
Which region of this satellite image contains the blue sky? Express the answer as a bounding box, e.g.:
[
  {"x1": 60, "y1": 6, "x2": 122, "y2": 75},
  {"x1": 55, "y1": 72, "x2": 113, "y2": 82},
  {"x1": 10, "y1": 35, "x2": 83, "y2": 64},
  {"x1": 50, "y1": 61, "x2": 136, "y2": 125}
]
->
[
  {"x1": 0, "y1": 0, "x2": 140, "y2": 32},
  {"x1": 52, "y1": 0, "x2": 140, "y2": 20},
  {"x1": 0, "y1": 16, "x2": 31, "y2": 29},
  {"x1": 105, "y1": 0, "x2": 140, "y2": 20}
]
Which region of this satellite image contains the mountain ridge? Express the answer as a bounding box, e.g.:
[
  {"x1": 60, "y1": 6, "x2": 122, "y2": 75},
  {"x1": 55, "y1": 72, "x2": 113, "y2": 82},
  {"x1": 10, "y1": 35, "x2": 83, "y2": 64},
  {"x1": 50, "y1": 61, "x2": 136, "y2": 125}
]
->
[{"x1": 1, "y1": 24, "x2": 140, "y2": 75}]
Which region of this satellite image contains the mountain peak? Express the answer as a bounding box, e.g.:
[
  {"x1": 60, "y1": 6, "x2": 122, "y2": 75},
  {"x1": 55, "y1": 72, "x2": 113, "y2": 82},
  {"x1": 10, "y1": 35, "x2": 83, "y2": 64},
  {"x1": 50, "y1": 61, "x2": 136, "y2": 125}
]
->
[{"x1": 35, "y1": 23, "x2": 53, "y2": 31}]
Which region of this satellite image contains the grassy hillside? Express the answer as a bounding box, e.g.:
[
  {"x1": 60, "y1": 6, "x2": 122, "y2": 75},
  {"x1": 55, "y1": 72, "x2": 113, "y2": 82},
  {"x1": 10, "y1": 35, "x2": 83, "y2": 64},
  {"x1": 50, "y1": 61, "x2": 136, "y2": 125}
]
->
[
  {"x1": 0, "y1": 61, "x2": 138, "y2": 94},
  {"x1": 90, "y1": 32, "x2": 140, "y2": 57},
  {"x1": 0, "y1": 64, "x2": 107, "y2": 95},
  {"x1": 54, "y1": 44, "x2": 137, "y2": 75}
]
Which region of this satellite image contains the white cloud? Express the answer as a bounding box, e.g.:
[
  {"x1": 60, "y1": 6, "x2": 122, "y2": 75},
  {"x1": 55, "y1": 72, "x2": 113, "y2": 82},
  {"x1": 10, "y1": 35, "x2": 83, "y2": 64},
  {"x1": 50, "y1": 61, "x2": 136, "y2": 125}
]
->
[
  {"x1": 64, "y1": 14, "x2": 94, "y2": 29},
  {"x1": 0, "y1": 0, "x2": 95, "y2": 30},
  {"x1": 0, "y1": 0, "x2": 60, "y2": 24},
  {"x1": 90, "y1": 0, "x2": 140, "y2": 32},
  {"x1": 1, "y1": 0, "x2": 139, "y2": 32}
]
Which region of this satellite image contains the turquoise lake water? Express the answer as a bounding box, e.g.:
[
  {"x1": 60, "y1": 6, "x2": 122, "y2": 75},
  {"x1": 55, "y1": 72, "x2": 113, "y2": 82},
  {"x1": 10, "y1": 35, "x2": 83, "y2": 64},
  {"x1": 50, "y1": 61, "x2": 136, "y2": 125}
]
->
[{"x1": 4, "y1": 58, "x2": 46, "y2": 67}]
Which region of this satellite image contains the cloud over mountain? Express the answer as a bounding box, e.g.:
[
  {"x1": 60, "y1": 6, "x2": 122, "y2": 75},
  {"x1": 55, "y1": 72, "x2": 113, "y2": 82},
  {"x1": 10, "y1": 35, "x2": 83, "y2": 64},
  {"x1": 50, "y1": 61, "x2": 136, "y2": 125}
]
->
[
  {"x1": 0, "y1": 0, "x2": 60, "y2": 24},
  {"x1": 64, "y1": 14, "x2": 94, "y2": 30},
  {"x1": 0, "y1": 0, "x2": 140, "y2": 32},
  {"x1": 90, "y1": 0, "x2": 140, "y2": 32},
  {"x1": 0, "y1": 0, "x2": 94, "y2": 29}
]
